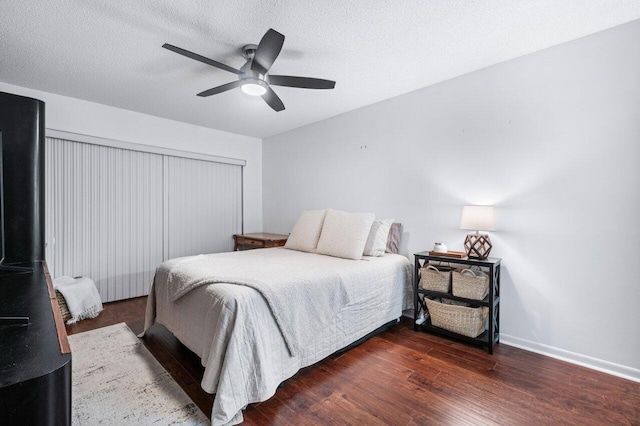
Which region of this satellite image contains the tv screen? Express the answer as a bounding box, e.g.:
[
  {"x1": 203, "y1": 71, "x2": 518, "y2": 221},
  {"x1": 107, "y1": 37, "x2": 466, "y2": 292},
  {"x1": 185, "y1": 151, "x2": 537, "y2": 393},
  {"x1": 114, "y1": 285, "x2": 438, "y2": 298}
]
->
[
  {"x1": 0, "y1": 128, "x2": 31, "y2": 275},
  {"x1": 0, "y1": 130, "x2": 4, "y2": 264},
  {"x1": 0, "y1": 92, "x2": 44, "y2": 274}
]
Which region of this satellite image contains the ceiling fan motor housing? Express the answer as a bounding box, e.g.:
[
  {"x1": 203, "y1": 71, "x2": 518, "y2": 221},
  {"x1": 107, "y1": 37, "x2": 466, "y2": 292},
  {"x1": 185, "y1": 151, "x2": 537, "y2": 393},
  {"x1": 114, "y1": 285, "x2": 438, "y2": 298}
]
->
[
  {"x1": 240, "y1": 45, "x2": 267, "y2": 85},
  {"x1": 240, "y1": 62, "x2": 265, "y2": 81},
  {"x1": 239, "y1": 45, "x2": 267, "y2": 95}
]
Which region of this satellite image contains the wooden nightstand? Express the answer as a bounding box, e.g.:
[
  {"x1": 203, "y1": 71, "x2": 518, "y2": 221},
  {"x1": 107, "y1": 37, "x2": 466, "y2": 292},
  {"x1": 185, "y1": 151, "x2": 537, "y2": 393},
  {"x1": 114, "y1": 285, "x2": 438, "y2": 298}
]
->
[{"x1": 233, "y1": 233, "x2": 289, "y2": 251}]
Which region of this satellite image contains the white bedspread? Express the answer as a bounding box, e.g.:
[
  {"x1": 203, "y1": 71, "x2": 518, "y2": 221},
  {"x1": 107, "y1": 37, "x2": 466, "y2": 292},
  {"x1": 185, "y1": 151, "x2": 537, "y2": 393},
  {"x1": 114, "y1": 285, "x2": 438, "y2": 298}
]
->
[
  {"x1": 165, "y1": 249, "x2": 350, "y2": 356},
  {"x1": 143, "y1": 248, "x2": 412, "y2": 425}
]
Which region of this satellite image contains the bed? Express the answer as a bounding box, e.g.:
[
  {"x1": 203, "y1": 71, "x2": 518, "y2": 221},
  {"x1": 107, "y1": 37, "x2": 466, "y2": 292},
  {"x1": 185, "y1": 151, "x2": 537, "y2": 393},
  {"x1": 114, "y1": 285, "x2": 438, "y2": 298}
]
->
[{"x1": 143, "y1": 214, "x2": 412, "y2": 425}]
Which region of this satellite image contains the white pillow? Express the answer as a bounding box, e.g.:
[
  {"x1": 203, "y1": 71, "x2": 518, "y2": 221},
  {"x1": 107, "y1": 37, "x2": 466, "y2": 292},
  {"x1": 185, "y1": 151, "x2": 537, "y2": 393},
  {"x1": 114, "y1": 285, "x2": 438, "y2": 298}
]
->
[
  {"x1": 316, "y1": 209, "x2": 375, "y2": 260},
  {"x1": 363, "y1": 219, "x2": 395, "y2": 257},
  {"x1": 284, "y1": 209, "x2": 327, "y2": 252}
]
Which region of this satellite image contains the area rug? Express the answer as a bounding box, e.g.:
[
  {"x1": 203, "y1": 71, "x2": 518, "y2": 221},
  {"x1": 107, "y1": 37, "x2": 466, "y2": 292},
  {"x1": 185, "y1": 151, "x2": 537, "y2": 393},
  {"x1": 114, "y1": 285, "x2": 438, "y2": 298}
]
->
[{"x1": 68, "y1": 323, "x2": 209, "y2": 425}]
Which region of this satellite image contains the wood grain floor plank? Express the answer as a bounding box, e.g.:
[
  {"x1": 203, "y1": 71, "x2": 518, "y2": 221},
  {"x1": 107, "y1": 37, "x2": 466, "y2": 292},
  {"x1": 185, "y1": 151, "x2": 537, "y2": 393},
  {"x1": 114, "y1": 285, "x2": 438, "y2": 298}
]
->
[
  {"x1": 489, "y1": 362, "x2": 638, "y2": 424},
  {"x1": 385, "y1": 321, "x2": 626, "y2": 426},
  {"x1": 324, "y1": 355, "x2": 500, "y2": 426},
  {"x1": 241, "y1": 404, "x2": 277, "y2": 426},
  {"x1": 353, "y1": 336, "x2": 441, "y2": 380},
  {"x1": 253, "y1": 393, "x2": 306, "y2": 425},
  {"x1": 329, "y1": 343, "x2": 417, "y2": 381},
  {"x1": 570, "y1": 369, "x2": 640, "y2": 401},
  {"x1": 387, "y1": 322, "x2": 499, "y2": 369},
  {"x1": 306, "y1": 392, "x2": 389, "y2": 426},
  {"x1": 419, "y1": 370, "x2": 583, "y2": 426},
  {"x1": 314, "y1": 364, "x2": 415, "y2": 425}
]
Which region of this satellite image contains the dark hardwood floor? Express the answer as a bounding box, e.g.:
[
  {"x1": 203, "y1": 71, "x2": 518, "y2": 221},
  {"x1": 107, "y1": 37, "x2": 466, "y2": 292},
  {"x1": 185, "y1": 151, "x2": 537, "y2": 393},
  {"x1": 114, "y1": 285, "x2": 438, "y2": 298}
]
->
[{"x1": 67, "y1": 297, "x2": 640, "y2": 425}]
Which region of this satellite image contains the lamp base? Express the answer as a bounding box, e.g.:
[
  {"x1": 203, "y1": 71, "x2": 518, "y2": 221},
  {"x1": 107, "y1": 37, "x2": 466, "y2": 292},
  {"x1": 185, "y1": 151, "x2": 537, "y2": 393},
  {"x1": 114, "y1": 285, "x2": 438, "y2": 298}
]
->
[{"x1": 464, "y1": 233, "x2": 492, "y2": 259}]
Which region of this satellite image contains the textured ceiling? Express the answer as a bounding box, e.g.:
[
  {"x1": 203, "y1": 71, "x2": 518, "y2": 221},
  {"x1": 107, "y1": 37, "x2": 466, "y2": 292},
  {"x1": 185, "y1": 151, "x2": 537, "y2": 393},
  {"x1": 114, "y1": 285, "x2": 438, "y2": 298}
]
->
[{"x1": 1, "y1": 1, "x2": 639, "y2": 138}]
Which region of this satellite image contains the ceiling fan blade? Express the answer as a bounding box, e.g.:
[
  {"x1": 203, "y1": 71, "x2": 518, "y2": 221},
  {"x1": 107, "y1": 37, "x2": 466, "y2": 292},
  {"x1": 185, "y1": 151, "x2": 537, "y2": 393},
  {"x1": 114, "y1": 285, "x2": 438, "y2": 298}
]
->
[
  {"x1": 251, "y1": 29, "x2": 285, "y2": 75},
  {"x1": 197, "y1": 81, "x2": 242, "y2": 97},
  {"x1": 268, "y1": 75, "x2": 336, "y2": 90},
  {"x1": 163, "y1": 43, "x2": 241, "y2": 75},
  {"x1": 261, "y1": 87, "x2": 285, "y2": 112}
]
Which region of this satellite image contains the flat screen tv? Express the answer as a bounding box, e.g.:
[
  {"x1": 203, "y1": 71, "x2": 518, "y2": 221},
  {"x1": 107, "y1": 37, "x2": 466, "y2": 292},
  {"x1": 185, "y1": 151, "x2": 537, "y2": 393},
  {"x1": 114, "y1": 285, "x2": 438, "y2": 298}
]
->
[
  {"x1": 0, "y1": 129, "x2": 31, "y2": 275},
  {"x1": 0, "y1": 130, "x2": 3, "y2": 261},
  {"x1": 0, "y1": 130, "x2": 4, "y2": 266},
  {"x1": 0, "y1": 91, "x2": 46, "y2": 275}
]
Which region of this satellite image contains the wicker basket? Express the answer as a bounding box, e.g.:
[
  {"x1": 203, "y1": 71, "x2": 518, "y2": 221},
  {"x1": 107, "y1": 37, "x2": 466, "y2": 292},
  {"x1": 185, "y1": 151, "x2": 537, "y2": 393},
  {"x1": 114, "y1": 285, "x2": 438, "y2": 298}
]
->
[
  {"x1": 425, "y1": 297, "x2": 488, "y2": 338},
  {"x1": 418, "y1": 265, "x2": 452, "y2": 292},
  {"x1": 441, "y1": 297, "x2": 470, "y2": 307},
  {"x1": 56, "y1": 290, "x2": 71, "y2": 322},
  {"x1": 452, "y1": 269, "x2": 489, "y2": 300}
]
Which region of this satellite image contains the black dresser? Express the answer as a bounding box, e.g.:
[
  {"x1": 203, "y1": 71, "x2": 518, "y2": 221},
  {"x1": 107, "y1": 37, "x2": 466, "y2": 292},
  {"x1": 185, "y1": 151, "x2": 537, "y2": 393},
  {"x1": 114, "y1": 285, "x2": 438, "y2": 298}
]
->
[{"x1": 0, "y1": 262, "x2": 72, "y2": 424}]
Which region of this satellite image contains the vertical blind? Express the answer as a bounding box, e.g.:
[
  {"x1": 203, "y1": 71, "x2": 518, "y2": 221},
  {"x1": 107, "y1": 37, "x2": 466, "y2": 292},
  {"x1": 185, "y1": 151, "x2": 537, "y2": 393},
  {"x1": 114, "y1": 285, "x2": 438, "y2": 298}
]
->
[
  {"x1": 166, "y1": 156, "x2": 242, "y2": 260},
  {"x1": 45, "y1": 136, "x2": 243, "y2": 302}
]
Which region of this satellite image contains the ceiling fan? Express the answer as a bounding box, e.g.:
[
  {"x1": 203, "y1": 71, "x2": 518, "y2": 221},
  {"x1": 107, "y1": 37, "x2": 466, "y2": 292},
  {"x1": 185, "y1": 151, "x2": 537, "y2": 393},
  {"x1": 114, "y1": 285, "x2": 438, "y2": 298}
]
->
[{"x1": 163, "y1": 28, "x2": 336, "y2": 112}]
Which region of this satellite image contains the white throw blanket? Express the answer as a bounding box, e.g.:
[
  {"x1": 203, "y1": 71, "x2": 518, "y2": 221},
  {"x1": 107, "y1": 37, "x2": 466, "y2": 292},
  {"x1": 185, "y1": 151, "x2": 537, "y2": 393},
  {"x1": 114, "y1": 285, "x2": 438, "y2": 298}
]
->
[
  {"x1": 54, "y1": 276, "x2": 103, "y2": 324},
  {"x1": 166, "y1": 249, "x2": 351, "y2": 356}
]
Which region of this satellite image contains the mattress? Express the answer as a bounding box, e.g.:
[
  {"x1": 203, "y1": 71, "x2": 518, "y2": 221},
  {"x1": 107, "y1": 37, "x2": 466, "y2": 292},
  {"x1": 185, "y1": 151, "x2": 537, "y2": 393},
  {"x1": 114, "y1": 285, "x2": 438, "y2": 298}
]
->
[{"x1": 144, "y1": 247, "x2": 413, "y2": 425}]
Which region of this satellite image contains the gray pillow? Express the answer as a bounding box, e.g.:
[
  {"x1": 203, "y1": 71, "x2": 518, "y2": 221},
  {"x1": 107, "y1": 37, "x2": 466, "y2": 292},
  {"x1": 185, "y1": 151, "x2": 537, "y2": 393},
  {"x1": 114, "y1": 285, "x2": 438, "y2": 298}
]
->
[
  {"x1": 363, "y1": 219, "x2": 395, "y2": 257},
  {"x1": 386, "y1": 223, "x2": 401, "y2": 253}
]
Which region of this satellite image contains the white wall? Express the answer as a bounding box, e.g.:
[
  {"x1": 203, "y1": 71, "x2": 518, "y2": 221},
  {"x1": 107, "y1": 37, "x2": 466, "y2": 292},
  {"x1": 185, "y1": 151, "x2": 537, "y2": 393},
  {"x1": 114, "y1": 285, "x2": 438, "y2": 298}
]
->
[
  {"x1": 0, "y1": 81, "x2": 263, "y2": 233},
  {"x1": 263, "y1": 20, "x2": 640, "y2": 380}
]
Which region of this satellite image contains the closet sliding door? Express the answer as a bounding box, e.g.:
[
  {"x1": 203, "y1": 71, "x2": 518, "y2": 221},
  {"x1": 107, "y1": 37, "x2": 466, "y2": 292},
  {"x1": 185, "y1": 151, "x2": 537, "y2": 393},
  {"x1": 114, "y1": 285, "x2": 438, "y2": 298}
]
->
[
  {"x1": 46, "y1": 136, "x2": 244, "y2": 303},
  {"x1": 166, "y1": 156, "x2": 242, "y2": 260},
  {"x1": 45, "y1": 137, "x2": 164, "y2": 302}
]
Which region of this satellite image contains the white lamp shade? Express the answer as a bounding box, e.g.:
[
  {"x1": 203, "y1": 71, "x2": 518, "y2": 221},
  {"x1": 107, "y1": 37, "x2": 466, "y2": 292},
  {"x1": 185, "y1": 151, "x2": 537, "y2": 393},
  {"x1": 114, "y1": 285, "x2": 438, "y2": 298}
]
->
[{"x1": 460, "y1": 205, "x2": 495, "y2": 231}]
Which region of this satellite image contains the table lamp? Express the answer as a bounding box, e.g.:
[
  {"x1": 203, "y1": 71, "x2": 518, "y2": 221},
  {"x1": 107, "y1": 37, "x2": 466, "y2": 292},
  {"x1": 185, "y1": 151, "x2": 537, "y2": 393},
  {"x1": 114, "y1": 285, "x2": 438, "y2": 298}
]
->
[{"x1": 460, "y1": 205, "x2": 495, "y2": 259}]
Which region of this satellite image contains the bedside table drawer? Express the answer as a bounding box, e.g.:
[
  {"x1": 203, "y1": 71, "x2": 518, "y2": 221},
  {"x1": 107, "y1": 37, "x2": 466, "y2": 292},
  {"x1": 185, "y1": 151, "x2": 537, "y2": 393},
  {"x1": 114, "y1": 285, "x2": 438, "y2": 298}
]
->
[
  {"x1": 239, "y1": 238, "x2": 264, "y2": 247},
  {"x1": 233, "y1": 233, "x2": 289, "y2": 251}
]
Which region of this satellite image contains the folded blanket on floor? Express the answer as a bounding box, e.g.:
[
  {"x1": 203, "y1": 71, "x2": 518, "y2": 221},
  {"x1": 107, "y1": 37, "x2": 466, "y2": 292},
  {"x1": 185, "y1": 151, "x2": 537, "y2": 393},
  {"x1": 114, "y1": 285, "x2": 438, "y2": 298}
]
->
[{"x1": 54, "y1": 276, "x2": 103, "y2": 324}]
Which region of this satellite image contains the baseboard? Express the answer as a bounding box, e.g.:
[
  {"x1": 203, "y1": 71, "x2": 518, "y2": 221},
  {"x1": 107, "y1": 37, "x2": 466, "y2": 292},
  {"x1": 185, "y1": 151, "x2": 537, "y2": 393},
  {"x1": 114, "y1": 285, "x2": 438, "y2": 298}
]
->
[{"x1": 500, "y1": 334, "x2": 640, "y2": 383}]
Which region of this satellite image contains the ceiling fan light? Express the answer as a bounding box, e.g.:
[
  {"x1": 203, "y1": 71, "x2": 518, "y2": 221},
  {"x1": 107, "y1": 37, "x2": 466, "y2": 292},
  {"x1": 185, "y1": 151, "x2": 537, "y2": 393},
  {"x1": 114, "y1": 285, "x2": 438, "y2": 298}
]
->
[{"x1": 241, "y1": 80, "x2": 267, "y2": 96}]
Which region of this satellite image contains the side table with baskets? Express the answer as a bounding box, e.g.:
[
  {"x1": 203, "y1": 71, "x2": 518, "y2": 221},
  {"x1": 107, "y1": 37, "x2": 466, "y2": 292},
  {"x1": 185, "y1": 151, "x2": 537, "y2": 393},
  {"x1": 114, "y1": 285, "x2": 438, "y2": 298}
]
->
[{"x1": 414, "y1": 252, "x2": 501, "y2": 354}]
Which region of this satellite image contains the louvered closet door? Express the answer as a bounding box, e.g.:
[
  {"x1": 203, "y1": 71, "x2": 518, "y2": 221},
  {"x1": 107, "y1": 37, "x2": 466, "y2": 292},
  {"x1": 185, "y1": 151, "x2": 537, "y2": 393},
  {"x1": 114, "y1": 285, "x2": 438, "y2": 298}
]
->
[
  {"x1": 45, "y1": 138, "x2": 164, "y2": 302},
  {"x1": 166, "y1": 156, "x2": 242, "y2": 259}
]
